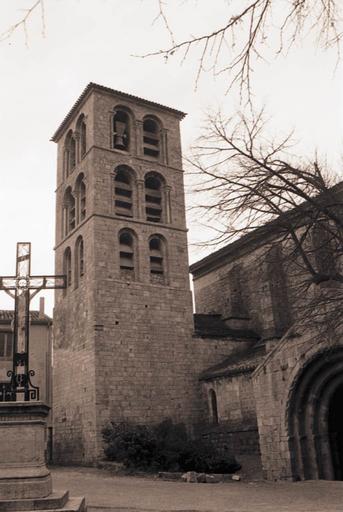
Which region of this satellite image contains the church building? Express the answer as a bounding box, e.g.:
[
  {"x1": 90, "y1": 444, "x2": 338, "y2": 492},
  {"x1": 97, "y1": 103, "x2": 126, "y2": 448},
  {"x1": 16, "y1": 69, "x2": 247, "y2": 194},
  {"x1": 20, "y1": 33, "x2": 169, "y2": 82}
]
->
[{"x1": 51, "y1": 83, "x2": 343, "y2": 481}]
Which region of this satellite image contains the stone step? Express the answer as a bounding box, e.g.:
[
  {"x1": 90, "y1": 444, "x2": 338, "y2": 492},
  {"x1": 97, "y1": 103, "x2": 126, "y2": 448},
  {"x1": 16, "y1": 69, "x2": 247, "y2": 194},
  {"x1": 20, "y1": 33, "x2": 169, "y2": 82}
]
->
[
  {"x1": 0, "y1": 492, "x2": 69, "y2": 512},
  {"x1": 31, "y1": 497, "x2": 86, "y2": 512},
  {"x1": 0, "y1": 495, "x2": 86, "y2": 512}
]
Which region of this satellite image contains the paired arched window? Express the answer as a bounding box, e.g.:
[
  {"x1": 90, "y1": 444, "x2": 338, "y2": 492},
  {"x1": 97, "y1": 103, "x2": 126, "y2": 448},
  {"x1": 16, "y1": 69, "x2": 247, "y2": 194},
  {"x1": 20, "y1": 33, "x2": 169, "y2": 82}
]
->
[
  {"x1": 63, "y1": 247, "x2": 72, "y2": 290},
  {"x1": 119, "y1": 230, "x2": 136, "y2": 279},
  {"x1": 112, "y1": 109, "x2": 130, "y2": 151},
  {"x1": 75, "y1": 236, "x2": 84, "y2": 288},
  {"x1": 110, "y1": 111, "x2": 164, "y2": 160},
  {"x1": 63, "y1": 187, "x2": 76, "y2": 236},
  {"x1": 209, "y1": 389, "x2": 219, "y2": 425},
  {"x1": 75, "y1": 173, "x2": 86, "y2": 223},
  {"x1": 145, "y1": 173, "x2": 163, "y2": 223},
  {"x1": 63, "y1": 114, "x2": 87, "y2": 178},
  {"x1": 114, "y1": 166, "x2": 134, "y2": 217},
  {"x1": 62, "y1": 174, "x2": 86, "y2": 238},
  {"x1": 116, "y1": 232, "x2": 167, "y2": 284},
  {"x1": 149, "y1": 236, "x2": 166, "y2": 284},
  {"x1": 143, "y1": 117, "x2": 160, "y2": 158}
]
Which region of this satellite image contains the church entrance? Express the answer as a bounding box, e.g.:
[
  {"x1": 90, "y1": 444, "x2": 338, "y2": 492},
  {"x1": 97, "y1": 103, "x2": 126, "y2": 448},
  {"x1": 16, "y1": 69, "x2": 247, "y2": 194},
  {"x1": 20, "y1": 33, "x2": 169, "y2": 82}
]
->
[
  {"x1": 328, "y1": 383, "x2": 343, "y2": 480},
  {"x1": 287, "y1": 347, "x2": 343, "y2": 481}
]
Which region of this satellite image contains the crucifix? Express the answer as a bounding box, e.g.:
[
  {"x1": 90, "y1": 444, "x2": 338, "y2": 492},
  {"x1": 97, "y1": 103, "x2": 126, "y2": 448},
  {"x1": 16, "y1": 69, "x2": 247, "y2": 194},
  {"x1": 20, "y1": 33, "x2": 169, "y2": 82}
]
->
[{"x1": 0, "y1": 242, "x2": 65, "y2": 402}]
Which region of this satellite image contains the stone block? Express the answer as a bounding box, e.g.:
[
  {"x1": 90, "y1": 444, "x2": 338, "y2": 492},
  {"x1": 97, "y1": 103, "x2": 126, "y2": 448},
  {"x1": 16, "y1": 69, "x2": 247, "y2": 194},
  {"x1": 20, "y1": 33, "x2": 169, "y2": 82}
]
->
[
  {"x1": 205, "y1": 474, "x2": 220, "y2": 483},
  {"x1": 0, "y1": 403, "x2": 52, "y2": 500},
  {"x1": 181, "y1": 471, "x2": 197, "y2": 483},
  {"x1": 196, "y1": 473, "x2": 207, "y2": 483}
]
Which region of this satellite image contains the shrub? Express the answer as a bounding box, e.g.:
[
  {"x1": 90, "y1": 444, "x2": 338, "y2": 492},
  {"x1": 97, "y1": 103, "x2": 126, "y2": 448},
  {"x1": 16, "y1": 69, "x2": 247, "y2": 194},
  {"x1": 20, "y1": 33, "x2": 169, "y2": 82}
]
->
[
  {"x1": 102, "y1": 418, "x2": 240, "y2": 473},
  {"x1": 102, "y1": 422, "x2": 157, "y2": 469}
]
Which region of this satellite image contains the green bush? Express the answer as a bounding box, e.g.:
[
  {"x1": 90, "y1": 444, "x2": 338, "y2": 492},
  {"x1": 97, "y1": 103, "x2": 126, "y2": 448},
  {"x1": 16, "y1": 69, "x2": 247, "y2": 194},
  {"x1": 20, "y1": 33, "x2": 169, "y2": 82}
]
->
[{"x1": 102, "y1": 418, "x2": 240, "y2": 473}]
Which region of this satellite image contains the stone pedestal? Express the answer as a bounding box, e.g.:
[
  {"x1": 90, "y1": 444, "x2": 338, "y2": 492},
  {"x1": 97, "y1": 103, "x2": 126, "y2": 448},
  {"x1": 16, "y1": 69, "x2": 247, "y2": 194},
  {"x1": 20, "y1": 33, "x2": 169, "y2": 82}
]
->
[
  {"x1": 0, "y1": 402, "x2": 51, "y2": 500},
  {"x1": 0, "y1": 402, "x2": 85, "y2": 511}
]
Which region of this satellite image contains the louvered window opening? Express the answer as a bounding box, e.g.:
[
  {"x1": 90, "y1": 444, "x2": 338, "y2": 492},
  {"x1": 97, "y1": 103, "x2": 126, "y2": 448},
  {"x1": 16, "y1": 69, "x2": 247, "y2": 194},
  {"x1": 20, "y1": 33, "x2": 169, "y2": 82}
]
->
[
  {"x1": 120, "y1": 233, "x2": 134, "y2": 271},
  {"x1": 145, "y1": 177, "x2": 162, "y2": 223},
  {"x1": 150, "y1": 239, "x2": 163, "y2": 275},
  {"x1": 115, "y1": 172, "x2": 133, "y2": 217},
  {"x1": 143, "y1": 119, "x2": 160, "y2": 158}
]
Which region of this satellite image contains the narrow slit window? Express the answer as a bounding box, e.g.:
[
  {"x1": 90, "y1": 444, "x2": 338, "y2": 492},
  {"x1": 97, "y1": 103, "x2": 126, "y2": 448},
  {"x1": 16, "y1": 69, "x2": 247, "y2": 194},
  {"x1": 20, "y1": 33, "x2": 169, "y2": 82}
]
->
[
  {"x1": 145, "y1": 175, "x2": 162, "y2": 223},
  {"x1": 143, "y1": 119, "x2": 160, "y2": 158},
  {"x1": 112, "y1": 110, "x2": 129, "y2": 151},
  {"x1": 209, "y1": 389, "x2": 219, "y2": 425},
  {"x1": 63, "y1": 248, "x2": 72, "y2": 290},
  {"x1": 115, "y1": 168, "x2": 133, "y2": 217}
]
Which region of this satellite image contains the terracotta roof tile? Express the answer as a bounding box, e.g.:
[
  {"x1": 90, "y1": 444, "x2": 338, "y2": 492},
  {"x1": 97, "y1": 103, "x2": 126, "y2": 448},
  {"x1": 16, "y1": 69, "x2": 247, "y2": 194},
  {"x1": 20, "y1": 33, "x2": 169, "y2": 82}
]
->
[
  {"x1": 51, "y1": 82, "x2": 186, "y2": 142},
  {"x1": 0, "y1": 310, "x2": 52, "y2": 324},
  {"x1": 199, "y1": 342, "x2": 266, "y2": 380}
]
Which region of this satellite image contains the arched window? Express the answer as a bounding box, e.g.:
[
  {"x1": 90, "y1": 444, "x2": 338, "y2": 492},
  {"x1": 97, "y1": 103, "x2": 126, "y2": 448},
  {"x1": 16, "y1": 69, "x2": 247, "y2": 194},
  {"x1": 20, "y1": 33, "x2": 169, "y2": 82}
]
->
[
  {"x1": 149, "y1": 236, "x2": 166, "y2": 284},
  {"x1": 75, "y1": 173, "x2": 86, "y2": 223},
  {"x1": 76, "y1": 114, "x2": 87, "y2": 161},
  {"x1": 63, "y1": 247, "x2": 72, "y2": 291},
  {"x1": 114, "y1": 166, "x2": 134, "y2": 217},
  {"x1": 209, "y1": 389, "x2": 219, "y2": 425},
  {"x1": 112, "y1": 110, "x2": 130, "y2": 151},
  {"x1": 145, "y1": 174, "x2": 163, "y2": 223},
  {"x1": 79, "y1": 180, "x2": 86, "y2": 221},
  {"x1": 64, "y1": 130, "x2": 76, "y2": 177},
  {"x1": 63, "y1": 187, "x2": 75, "y2": 235},
  {"x1": 70, "y1": 137, "x2": 76, "y2": 169},
  {"x1": 75, "y1": 236, "x2": 84, "y2": 288},
  {"x1": 80, "y1": 119, "x2": 86, "y2": 158},
  {"x1": 119, "y1": 230, "x2": 136, "y2": 279},
  {"x1": 143, "y1": 117, "x2": 160, "y2": 158}
]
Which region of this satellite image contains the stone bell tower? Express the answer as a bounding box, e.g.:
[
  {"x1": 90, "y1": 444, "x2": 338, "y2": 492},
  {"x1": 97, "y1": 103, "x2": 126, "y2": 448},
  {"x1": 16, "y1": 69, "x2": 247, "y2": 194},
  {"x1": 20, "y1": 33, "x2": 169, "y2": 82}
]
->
[{"x1": 51, "y1": 83, "x2": 195, "y2": 463}]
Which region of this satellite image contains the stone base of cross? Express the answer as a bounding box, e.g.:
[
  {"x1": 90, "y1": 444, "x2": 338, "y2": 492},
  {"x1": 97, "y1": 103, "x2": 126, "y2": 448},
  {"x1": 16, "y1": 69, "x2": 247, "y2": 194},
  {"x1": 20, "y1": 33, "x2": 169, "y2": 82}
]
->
[{"x1": 0, "y1": 242, "x2": 65, "y2": 402}]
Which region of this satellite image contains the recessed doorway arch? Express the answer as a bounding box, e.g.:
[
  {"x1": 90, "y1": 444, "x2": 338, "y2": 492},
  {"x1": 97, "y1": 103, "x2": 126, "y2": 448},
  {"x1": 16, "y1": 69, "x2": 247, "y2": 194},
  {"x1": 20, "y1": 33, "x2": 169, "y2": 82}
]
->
[{"x1": 287, "y1": 347, "x2": 343, "y2": 480}]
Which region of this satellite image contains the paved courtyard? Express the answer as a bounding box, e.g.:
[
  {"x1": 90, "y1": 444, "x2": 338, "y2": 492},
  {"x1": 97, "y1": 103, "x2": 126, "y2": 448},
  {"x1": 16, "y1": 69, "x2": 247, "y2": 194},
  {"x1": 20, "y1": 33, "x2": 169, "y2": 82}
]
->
[{"x1": 51, "y1": 466, "x2": 343, "y2": 512}]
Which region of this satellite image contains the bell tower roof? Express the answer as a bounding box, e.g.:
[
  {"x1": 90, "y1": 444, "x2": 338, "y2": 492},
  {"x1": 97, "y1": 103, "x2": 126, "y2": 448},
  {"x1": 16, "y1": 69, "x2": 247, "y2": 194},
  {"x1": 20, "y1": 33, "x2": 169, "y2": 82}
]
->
[{"x1": 51, "y1": 82, "x2": 187, "y2": 143}]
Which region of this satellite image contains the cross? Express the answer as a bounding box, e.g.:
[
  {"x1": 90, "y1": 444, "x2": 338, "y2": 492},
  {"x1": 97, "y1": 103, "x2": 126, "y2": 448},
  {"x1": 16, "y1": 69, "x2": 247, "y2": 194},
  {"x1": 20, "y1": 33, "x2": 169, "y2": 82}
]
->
[{"x1": 0, "y1": 242, "x2": 65, "y2": 402}]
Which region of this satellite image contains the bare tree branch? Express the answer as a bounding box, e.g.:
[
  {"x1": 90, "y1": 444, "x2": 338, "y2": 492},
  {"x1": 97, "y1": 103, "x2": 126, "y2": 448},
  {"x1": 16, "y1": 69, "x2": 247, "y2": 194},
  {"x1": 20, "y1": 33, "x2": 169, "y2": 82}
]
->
[
  {"x1": 0, "y1": 0, "x2": 45, "y2": 46},
  {"x1": 142, "y1": 0, "x2": 342, "y2": 98},
  {"x1": 189, "y1": 109, "x2": 343, "y2": 338}
]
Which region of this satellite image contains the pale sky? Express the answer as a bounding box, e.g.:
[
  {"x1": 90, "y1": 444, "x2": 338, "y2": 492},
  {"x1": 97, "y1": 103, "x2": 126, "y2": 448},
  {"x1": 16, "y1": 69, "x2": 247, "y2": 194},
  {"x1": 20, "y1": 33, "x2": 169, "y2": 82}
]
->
[{"x1": 0, "y1": 0, "x2": 342, "y2": 314}]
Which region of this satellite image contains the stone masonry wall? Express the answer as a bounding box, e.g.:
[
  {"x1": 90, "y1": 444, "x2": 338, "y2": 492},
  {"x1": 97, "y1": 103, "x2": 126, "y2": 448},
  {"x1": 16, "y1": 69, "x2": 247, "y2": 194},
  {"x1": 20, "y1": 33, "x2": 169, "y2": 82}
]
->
[
  {"x1": 53, "y1": 216, "x2": 97, "y2": 463},
  {"x1": 201, "y1": 373, "x2": 260, "y2": 459},
  {"x1": 193, "y1": 248, "x2": 273, "y2": 337}
]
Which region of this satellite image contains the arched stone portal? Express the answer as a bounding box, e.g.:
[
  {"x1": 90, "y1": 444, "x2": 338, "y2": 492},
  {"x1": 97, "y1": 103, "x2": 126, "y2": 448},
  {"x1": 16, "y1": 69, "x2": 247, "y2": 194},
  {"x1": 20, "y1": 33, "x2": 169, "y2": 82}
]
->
[{"x1": 287, "y1": 347, "x2": 343, "y2": 481}]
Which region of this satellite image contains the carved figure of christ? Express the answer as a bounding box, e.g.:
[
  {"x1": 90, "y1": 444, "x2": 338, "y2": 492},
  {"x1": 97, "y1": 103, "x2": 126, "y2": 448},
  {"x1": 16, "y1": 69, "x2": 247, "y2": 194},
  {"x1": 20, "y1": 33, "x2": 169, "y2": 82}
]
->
[{"x1": 0, "y1": 242, "x2": 65, "y2": 401}]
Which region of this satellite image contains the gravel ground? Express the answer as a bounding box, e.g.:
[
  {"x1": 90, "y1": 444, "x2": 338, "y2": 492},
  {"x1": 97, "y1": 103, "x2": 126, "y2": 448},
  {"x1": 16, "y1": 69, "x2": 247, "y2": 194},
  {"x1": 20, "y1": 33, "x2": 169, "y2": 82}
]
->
[{"x1": 51, "y1": 466, "x2": 343, "y2": 512}]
